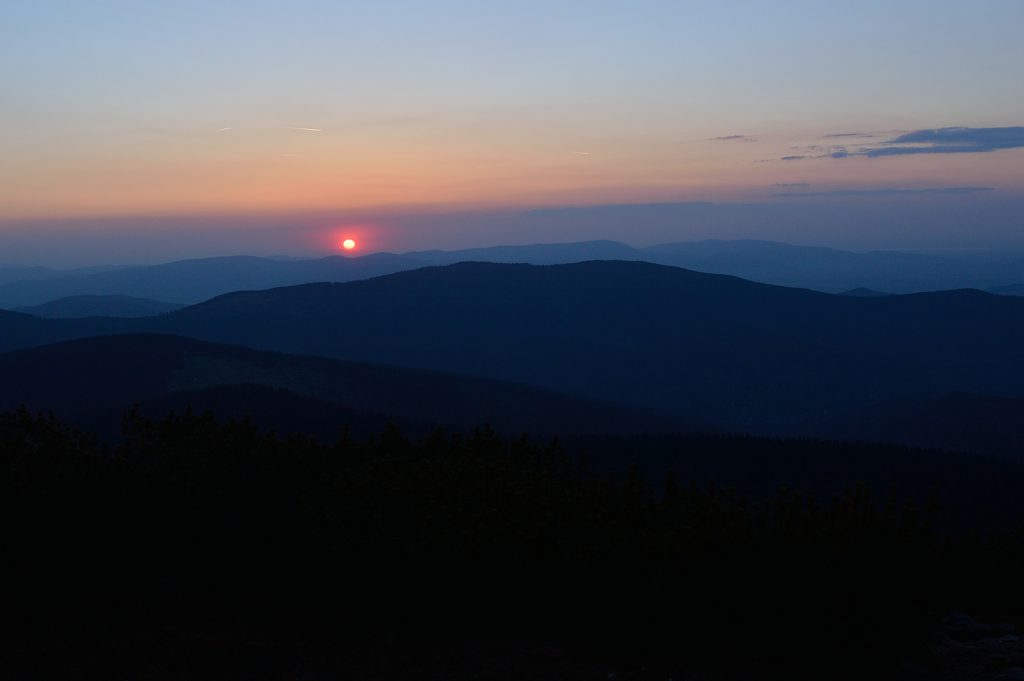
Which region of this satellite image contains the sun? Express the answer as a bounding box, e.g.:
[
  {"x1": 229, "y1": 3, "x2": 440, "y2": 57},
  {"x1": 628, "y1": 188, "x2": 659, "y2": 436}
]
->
[{"x1": 342, "y1": 238, "x2": 356, "y2": 251}]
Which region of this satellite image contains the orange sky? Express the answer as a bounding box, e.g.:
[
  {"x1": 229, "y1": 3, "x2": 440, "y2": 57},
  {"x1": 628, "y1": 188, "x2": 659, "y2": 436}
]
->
[{"x1": 2, "y1": 1, "x2": 1022, "y2": 262}]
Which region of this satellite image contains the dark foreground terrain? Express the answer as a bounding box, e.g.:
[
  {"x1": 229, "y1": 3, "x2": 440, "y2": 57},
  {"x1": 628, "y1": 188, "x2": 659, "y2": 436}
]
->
[{"x1": 4, "y1": 407, "x2": 1024, "y2": 680}]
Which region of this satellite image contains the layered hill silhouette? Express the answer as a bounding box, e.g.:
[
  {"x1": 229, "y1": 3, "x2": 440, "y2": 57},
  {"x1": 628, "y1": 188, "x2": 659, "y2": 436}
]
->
[
  {"x1": 2, "y1": 261, "x2": 1023, "y2": 444},
  {"x1": 0, "y1": 253, "x2": 418, "y2": 307},
  {"x1": 3, "y1": 239, "x2": 1023, "y2": 307},
  {"x1": 0, "y1": 263, "x2": 61, "y2": 286},
  {"x1": 15, "y1": 294, "x2": 182, "y2": 318},
  {"x1": 840, "y1": 287, "x2": 890, "y2": 297},
  {"x1": 803, "y1": 393, "x2": 1024, "y2": 459},
  {"x1": 0, "y1": 334, "x2": 678, "y2": 439},
  {"x1": 990, "y1": 283, "x2": 1024, "y2": 296},
  {"x1": 0, "y1": 262, "x2": 121, "y2": 287}
]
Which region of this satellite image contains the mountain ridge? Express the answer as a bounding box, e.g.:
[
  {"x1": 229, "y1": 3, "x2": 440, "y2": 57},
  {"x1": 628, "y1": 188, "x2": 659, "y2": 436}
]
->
[
  {"x1": 15, "y1": 294, "x2": 183, "y2": 318},
  {"x1": 3, "y1": 260, "x2": 1021, "y2": 437},
  {"x1": 3, "y1": 238, "x2": 1023, "y2": 307},
  {"x1": 0, "y1": 333, "x2": 683, "y2": 438}
]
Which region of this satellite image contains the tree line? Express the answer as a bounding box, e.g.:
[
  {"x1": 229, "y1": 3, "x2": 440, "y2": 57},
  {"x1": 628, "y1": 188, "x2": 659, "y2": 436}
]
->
[{"x1": 3, "y1": 406, "x2": 1023, "y2": 679}]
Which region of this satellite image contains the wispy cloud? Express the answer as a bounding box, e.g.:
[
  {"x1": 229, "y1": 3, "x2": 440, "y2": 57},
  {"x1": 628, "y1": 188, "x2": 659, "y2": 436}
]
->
[
  {"x1": 773, "y1": 186, "x2": 994, "y2": 198},
  {"x1": 774, "y1": 182, "x2": 810, "y2": 188},
  {"x1": 818, "y1": 126, "x2": 1024, "y2": 158},
  {"x1": 711, "y1": 134, "x2": 751, "y2": 141},
  {"x1": 861, "y1": 127, "x2": 1024, "y2": 157},
  {"x1": 779, "y1": 126, "x2": 1024, "y2": 162},
  {"x1": 217, "y1": 126, "x2": 232, "y2": 132},
  {"x1": 571, "y1": 151, "x2": 591, "y2": 156},
  {"x1": 286, "y1": 127, "x2": 323, "y2": 132},
  {"x1": 823, "y1": 132, "x2": 873, "y2": 139},
  {"x1": 775, "y1": 142, "x2": 852, "y2": 161}
]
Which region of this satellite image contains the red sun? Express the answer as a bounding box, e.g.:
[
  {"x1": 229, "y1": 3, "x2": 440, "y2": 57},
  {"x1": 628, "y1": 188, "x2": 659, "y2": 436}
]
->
[{"x1": 341, "y1": 238, "x2": 356, "y2": 251}]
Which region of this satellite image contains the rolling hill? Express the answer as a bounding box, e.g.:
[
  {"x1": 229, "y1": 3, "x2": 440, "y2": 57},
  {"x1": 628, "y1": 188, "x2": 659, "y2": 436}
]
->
[
  {"x1": 3, "y1": 239, "x2": 1024, "y2": 307},
  {"x1": 14, "y1": 294, "x2": 183, "y2": 318},
  {"x1": 0, "y1": 253, "x2": 420, "y2": 307},
  {"x1": 3, "y1": 261, "x2": 1023, "y2": 440},
  {"x1": 804, "y1": 392, "x2": 1024, "y2": 459},
  {"x1": 0, "y1": 334, "x2": 680, "y2": 439},
  {"x1": 146, "y1": 261, "x2": 1024, "y2": 428},
  {"x1": 838, "y1": 287, "x2": 890, "y2": 297},
  {"x1": 989, "y1": 283, "x2": 1024, "y2": 296}
]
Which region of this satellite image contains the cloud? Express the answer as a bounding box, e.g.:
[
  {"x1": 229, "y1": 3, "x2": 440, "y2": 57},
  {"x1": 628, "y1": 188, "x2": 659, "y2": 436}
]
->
[
  {"x1": 286, "y1": 127, "x2": 323, "y2": 132},
  {"x1": 774, "y1": 182, "x2": 810, "y2": 188},
  {"x1": 572, "y1": 151, "x2": 591, "y2": 156},
  {"x1": 773, "y1": 186, "x2": 994, "y2": 198},
  {"x1": 712, "y1": 134, "x2": 749, "y2": 141},
  {"x1": 781, "y1": 144, "x2": 848, "y2": 161},
  {"x1": 824, "y1": 132, "x2": 873, "y2": 138},
  {"x1": 853, "y1": 126, "x2": 1024, "y2": 158}
]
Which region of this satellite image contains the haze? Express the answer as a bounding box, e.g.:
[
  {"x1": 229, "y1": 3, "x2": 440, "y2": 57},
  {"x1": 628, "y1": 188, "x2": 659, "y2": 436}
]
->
[
  {"x1": 8, "y1": 4, "x2": 1024, "y2": 678},
  {"x1": 2, "y1": 1, "x2": 1023, "y2": 265}
]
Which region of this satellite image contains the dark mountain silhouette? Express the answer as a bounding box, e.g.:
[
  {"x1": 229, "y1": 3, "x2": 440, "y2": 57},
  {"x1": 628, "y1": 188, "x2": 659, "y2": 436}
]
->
[
  {"x1": 144, "y1": 262, "x2": 1024, "y2": 429},
  {"x1": 839, "y1": 287, "x2": 890, "y2": 297},
  {"x1": 642, "y1": 239, "x2": 968, "y2": 292},
  {"x1": 3, "y1": 239, "x2": 1023, "y2": 306},
  {"x1": 807, "y1": 392, "x2": 1024, "y2": 459},
  {"x1": 9, "y1": 405, "x2": 1024, "y2": 680},
  {"x1": 414, "y1": 239, "x2": 1024, "y2": 294},
  {"x1": 14, "y1": 294, "x2": 183, "y2": 318},
  {"x1": 989, "y1": 283, "x2": 1024, "y2": 296},
  {"x1": 0, "y1": 334, "x2": 680, "y2": 438},
  {"x1": 0, "y1": 244, "x2": 650, "y2": 306},
  {"x1": 3, "y1": 261, "x2": 1023, "y2": 438},
  {"x1": 408, "y1": 239, "x2": 639, "y2": 265},
  {"x1": 0, "y1": 252, "x2": 427, "y2": 307},
  {"x1": 0, "y1": 308, "x2": 103, "y2": 350},
  {"x1": 126, "y1": 384, "x2": 424, "y2": 442}
]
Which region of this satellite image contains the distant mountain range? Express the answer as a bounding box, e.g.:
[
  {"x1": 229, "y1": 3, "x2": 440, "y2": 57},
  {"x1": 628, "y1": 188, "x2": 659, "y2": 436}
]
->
[
  {"x1": 0, "y1": 264, "x2": 60, "y2": 286},
  {"x1": 2, "y1": 239, "x2": 1023, "y2": 307},
  {"x1": 839, "y1": 287, "x2": 891, "y2": 297},
  {"x1": 15, "y1": 295, "x2": 183, "y2": 318},
  {"x1": 0, "y1": 263, "x2": 122, "y2": 287},
  {"x1": 0, "y1": 334, "x2": 678, "y2": 440},
  {"x1": 989, "y1": 283, "x2": 1024, "y2": 296},
  {"x1": 805, "y1": 393, "x2": 1024, "y2": 459},
  {"x1": 2, "y1": 261, "x2": 1023, "y2": 455}
]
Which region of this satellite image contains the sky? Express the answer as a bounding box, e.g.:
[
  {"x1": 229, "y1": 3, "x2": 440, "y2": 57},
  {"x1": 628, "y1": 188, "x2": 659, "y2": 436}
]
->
[{"x1": 2, "y1": 1, "x2": 1023, "y2": 265}]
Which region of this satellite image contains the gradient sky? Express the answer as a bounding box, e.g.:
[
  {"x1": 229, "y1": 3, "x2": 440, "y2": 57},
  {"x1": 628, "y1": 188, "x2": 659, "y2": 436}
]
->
[{"x1": 2, "y1": 1, "x2": 1023, "y2": 263}]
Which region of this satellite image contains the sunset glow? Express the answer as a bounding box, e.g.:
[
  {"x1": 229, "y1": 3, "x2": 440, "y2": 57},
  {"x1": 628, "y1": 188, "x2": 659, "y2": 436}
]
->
[
  {"x1": 342, "y1": 238, "x2": 356, "y2": 251},
  {"x1": 1, "y1": 2, "x2": 1023, "y2": 264}
]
